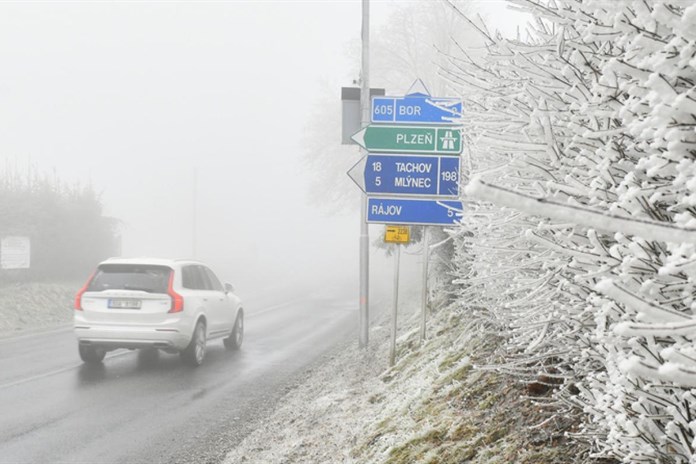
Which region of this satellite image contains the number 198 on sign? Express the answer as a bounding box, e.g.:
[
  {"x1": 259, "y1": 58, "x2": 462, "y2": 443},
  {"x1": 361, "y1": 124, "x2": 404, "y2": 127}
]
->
[{"x1": 441, "y1": 170, "x2": 457, "y2": 182}]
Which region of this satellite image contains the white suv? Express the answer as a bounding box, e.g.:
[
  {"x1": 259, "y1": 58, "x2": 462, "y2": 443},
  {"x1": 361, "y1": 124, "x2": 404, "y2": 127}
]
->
[{"x1": 74, "y1": 258, "x2": 243, "y2": 366}]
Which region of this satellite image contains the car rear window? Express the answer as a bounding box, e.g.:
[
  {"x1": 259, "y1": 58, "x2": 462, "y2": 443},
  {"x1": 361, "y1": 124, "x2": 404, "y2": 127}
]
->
[{"x1": 87, "y1": 265, "x2": 172, "y2": 293}]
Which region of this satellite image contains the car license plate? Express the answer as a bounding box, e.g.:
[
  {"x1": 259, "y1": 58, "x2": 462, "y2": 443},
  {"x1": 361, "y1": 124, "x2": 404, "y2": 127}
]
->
[{"x1": 108, "y1": 298, "x2": 142, "y2": 309}]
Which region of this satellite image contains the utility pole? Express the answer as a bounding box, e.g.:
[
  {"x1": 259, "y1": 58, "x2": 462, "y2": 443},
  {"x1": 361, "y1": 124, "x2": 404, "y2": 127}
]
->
[
  {"x1": 359, "y1": 0, "x2": 370, "y2": 348},
  {"x1": 192, "y1": 167, "x2": 198, "y2": 259}
]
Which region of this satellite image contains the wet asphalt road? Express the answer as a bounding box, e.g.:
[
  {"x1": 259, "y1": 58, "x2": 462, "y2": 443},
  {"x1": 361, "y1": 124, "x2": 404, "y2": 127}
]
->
[{"x1": 0, "y1": 291, "x2": 357, "y2": 464}]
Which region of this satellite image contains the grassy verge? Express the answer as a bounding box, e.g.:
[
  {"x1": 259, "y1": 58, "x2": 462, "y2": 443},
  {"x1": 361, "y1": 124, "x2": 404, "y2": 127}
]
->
[
  {"x1": 223, "y1": 296, "x2": 617, "y2": 463},
  {"x1": 349, "y1": 306, "x2": 605, "y2": 464}
]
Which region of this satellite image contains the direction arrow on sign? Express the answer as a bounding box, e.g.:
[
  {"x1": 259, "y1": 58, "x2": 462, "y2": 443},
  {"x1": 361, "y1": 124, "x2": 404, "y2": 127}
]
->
[
  {"x1": 367, "y1": 198, "x2": 463, "y2": 226},
  {"x1": 351, "y1": 125, "x2": 462, "y2": 155},
  {"x1": 347, "y1": 154, "x2": 460, "y2": 198},
  {"x1": 371, "y1": 96, "x2": 461, "y2": 125}
]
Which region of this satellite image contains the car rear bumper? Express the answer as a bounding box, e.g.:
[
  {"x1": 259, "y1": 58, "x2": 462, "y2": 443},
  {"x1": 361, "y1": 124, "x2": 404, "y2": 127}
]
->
[{"x1": 74, "y1": 323, "x2": 191, "y2": 351}]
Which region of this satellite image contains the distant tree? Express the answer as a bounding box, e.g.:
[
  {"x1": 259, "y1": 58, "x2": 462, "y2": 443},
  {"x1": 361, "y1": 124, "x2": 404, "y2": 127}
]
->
[{"x1": 0, "y1": 163, "x2": 119, "y2": 282}]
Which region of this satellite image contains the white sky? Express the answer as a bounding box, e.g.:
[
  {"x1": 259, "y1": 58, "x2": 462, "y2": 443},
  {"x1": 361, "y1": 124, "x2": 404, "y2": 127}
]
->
[{"x1": 0, "y1": 0, "x2": 529, "y2": 293}]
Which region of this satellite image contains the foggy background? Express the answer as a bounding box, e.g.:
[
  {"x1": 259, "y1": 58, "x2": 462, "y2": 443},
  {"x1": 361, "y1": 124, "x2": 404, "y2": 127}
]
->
[{"x1": 0, "y1": 1, "x2": 524, "y2": 300}]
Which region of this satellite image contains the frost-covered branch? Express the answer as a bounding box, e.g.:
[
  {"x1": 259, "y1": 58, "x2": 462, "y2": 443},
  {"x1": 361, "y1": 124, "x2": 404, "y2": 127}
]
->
[
  {"x1": 446, "y1": 0, "x2": 696, "y2": 461},
  {"x1": 465, "y1": 177, "x2": 696, "y2": 244}
]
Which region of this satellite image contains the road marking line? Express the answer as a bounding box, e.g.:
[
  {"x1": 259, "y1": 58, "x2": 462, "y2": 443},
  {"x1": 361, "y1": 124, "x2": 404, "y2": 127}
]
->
[
  {"x1": 246, "y1": 301, "x2": 296, "y2": 319},
  {"x1": 0, "y1": 350, "x2": 130, "y2": 390},
  {"x1": 0, "y1": 324, "x2": 73, "y2": 343}
]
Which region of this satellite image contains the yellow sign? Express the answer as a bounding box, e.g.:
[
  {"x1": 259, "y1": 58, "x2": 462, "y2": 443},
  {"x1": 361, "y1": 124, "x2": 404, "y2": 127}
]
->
[{"x1": 385, "y1": 226, "x2": 410, "y2": 244}]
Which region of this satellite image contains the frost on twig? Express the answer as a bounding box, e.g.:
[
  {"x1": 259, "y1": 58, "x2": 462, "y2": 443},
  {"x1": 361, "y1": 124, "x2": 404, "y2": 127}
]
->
[
  {"x1": 465, "y1": 177, "x2": 696, "y2": 245},
  {"x1": 445, "y1": 0, "x2": 696, "y2": 462}
]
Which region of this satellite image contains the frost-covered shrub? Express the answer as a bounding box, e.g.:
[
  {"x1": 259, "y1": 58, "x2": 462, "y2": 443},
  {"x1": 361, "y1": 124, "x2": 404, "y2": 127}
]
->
[{"x1": 445, "y1": 0, "x2": 696, "y2": 462}]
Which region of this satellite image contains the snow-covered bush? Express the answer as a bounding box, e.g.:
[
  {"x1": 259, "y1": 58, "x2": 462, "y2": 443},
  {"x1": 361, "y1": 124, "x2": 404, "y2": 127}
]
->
[{"x1": 445, "y1": 0, "x2": 696, "y2": 461}]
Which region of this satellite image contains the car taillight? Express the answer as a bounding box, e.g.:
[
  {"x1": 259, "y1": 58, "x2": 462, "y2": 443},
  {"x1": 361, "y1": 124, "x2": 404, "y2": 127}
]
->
[
  {"x1": 168, "y1": 271, "x2": 184, "y2": 313},
  {"x1": 74, "y1": 272, "x2": 95, "y2": 311}
]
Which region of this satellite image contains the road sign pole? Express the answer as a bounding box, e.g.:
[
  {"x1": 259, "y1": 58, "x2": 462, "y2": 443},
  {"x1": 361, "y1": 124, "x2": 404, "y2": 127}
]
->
[
  {"x1": 192, "y1": 166, "x2": 198, "y2": 259},
  {"x1": 359, "y1": 0, "x2": 370, "y2": 349},
  {"x1": 389, "y1": 243, "x2": 400, "y2": 367},
  {"x1": 420, "y1": 226, "x2": 429, "y2": 342},
  {"x1": 360, "y1": 195, "x2": 369, "y2": 347}
]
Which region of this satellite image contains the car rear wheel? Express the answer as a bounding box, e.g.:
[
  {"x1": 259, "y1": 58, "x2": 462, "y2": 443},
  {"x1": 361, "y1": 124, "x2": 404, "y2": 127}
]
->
[
  {"x1": 224, "y1": 310, "x2": 244, "y2": 351},
  {"x1": 79, "y1": 344, "x2": 106, "y2": 364},
  {"x1": 181, "y1": 321, "x2": 206, "y2": 366}
]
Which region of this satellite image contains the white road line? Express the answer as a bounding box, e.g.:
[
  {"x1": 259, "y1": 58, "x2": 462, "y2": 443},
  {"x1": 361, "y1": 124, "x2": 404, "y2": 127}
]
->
[
  {"x1": 0, "y1": 350, "x2": 131, "y2": 391},
  {"x1": 0, "y1": 324, "x2": 73, "y2": 343},
  {"x1": 246, "y1": 301, "x2": 297, "y2": 318}
]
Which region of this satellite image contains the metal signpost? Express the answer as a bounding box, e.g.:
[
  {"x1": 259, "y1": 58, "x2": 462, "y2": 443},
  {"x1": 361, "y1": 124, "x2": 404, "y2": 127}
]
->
[
  {"x1": 358, "y1": 0, "x2": 370, "y2": 349},
  {"x1": 384, "y1": 225, "x2": 409, "y2": 367},
  {"x1": 348, "y1": 79, "x2": 463, "y2": 366},
  {"x1": 420, "y1": 226, "x2": 430, "y2": 341},
  {"x1": 389, "y1": 241, "x2": 401, "y2": 367}
]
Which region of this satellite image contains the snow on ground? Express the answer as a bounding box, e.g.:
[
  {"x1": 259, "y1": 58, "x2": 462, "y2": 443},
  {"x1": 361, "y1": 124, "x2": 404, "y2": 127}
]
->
[
  {"x1": 223, "y1": 321, "x2": 386, "y2": 464},
  {"x1": 0, "y1": 281, "x2": 75, "y2": 335},
  {"x1": 224, "y1": 298, "x2": 588, "y2": 464}
]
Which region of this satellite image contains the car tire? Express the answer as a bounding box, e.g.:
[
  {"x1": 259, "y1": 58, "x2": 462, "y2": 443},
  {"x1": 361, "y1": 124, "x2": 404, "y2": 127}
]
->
[
  {"x1": 181, "y1": 320, "x2": 206, "y2": 366},
  {"x1": 224, "y1": 310, "x2": 244, "y2": 351},
  {"x1": 79, "y1": 344, "x2": 106, "y2": 364}
]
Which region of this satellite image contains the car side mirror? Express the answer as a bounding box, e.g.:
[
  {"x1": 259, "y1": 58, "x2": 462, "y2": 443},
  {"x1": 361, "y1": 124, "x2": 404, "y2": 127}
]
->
[{"x1": 224, "y1": 283, "x2": 235, "y2": 294}]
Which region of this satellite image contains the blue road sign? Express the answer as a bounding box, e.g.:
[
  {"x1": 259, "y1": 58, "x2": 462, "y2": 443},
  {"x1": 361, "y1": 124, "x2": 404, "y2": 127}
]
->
[
  {"x1": 363, "y1": 154, "x2": 459, "y2": 197},
  {"x1": 367, "y1": 198, "x2": 463, "y2": 226},
  {"x1": 371, "y1": 95, "x2": 462, "y2": 124}
]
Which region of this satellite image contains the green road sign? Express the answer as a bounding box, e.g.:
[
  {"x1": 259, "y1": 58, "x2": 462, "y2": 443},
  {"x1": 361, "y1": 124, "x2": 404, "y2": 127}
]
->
[{"x1": 351, "y1": 125, "x2": 462, "y2": 155}]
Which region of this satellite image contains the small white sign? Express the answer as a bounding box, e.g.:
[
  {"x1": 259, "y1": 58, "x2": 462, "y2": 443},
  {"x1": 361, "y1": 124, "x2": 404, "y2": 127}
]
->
[{"x1": 1, "y1": 236, "x2": 31, "y2": 269}]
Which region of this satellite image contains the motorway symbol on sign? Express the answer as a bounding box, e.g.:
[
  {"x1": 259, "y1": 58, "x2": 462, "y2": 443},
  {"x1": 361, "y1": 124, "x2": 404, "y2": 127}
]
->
[
  {"x1": 384, "y1": 225, "x2": 410, "y2": 244},
  {"x1": 371, "y1": 96, "x2": 462, "y2": 125},
  {"x1": 351, "y1": 125, "x2": 462, "y2": 155},
  {"x1": 347, "y1": 155, "x2": 459, "y2": 198},
  {"x1": 367, "y1": 198, "x2": 463, "y2": 226}
]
